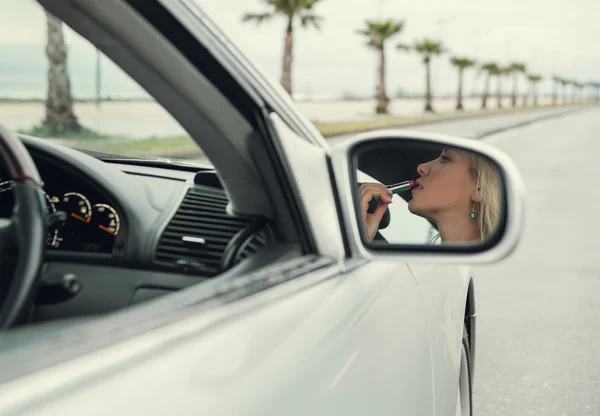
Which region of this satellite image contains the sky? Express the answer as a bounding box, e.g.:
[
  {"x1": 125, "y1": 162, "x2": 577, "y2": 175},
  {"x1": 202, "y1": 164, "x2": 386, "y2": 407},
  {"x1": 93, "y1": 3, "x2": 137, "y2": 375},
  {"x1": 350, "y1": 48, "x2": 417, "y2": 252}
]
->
[{"x1": 1, "y1": 0, "x2": 599, "y2": 100}]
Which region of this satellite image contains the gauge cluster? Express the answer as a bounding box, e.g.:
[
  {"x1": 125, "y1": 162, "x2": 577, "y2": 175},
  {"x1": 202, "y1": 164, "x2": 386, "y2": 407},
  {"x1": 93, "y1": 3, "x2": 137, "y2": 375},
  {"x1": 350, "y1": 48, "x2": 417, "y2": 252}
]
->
[{"x1": 0, "y1": 156, "x2": 123, "y2": 254}]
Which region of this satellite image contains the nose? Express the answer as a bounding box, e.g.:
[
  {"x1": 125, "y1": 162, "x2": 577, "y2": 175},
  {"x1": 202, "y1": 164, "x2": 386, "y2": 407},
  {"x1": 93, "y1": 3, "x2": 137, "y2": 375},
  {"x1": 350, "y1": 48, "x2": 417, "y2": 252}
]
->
[{"x1": 417, "y1": 161, "x2": 430, "y2": 177}]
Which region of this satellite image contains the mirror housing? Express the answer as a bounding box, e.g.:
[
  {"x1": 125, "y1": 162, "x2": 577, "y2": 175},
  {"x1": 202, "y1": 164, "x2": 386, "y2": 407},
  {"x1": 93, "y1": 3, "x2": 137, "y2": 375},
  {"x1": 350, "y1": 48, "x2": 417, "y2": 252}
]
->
[{"x1": 330, "y1": 129, "x2": 526, "y2": 264}]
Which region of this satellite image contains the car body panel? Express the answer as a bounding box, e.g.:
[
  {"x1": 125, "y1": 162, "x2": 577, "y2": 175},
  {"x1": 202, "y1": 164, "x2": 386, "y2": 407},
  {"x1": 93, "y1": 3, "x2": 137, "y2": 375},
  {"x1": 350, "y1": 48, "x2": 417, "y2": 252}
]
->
[
  {"x1": 409, "y1": 263, "x2": 468, "y2": 415},
  {"x1": 0, "y1": 260, "x2": 435, "y2": 416}
]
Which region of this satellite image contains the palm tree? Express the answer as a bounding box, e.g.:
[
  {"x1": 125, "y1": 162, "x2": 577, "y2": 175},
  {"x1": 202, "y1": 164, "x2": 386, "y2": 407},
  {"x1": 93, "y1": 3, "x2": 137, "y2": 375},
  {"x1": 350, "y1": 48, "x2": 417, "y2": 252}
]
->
[
  {"x1": 357, "y1": 20, "x2": 405, "y2": 114},
  {"x1": 242, "y1": 0, "x2": 324, "y2": 96},
  {"x1": 450, "y1": 57, "x2": 476, "y2": 110},
  {"x1": 551, "y1": 75, "x2": 562, "y2": 105},
  {"x1": 413, "y1": 39, "x2": 445, "y2": 112},
  {"x1": 527, "y1": 74, "x2": 543, "y2": 106},
  {"x1": 560, "y1": 78, "x2": 569, "y2": 105},
  {"x1": 495, "y1": 67, "x2": 510, "y2": 108},
  {"x1": 43, "y1": 11, "x2": 82, "y2": 135},
  {"x1": 479, "y1": 62, "x2": 499, "y2": 109},
  {"x1": 569, "y1": 80, "x2": 577, "y2": 103},
  {"x1": 508, "y1": 63, "x2": 526, "y2": 107}
]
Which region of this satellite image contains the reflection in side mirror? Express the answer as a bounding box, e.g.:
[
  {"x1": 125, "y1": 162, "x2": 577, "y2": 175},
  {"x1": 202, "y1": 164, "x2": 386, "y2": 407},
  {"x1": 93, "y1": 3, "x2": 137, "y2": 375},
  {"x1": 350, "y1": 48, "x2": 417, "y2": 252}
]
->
[{"x1": 353, "y1": 138, "x2": 506, "y2": 250}]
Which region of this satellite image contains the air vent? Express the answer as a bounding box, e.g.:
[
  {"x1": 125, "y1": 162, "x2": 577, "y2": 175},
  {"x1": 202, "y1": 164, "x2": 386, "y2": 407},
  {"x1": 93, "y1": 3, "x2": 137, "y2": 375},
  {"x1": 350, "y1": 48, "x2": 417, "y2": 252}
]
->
[
  {"x1": 154, "y1": 186, "x2": 250, "y2": 276},
  {"x1": 233, "y1": 227, "x2": 273, "y2": 265}
]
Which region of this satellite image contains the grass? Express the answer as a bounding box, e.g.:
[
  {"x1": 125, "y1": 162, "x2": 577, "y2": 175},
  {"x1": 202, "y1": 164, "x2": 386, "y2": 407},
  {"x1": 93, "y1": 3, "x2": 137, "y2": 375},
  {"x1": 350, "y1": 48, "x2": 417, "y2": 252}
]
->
[
  {"x1": 0, "y1": 97, "x2": 152, "y2": 104},
  {"x1": 67, "y1": 135, "x2": 200, "y2": 157},
  {"x1": 19, "y1": 123, "x2": 112, "y2": 140}
]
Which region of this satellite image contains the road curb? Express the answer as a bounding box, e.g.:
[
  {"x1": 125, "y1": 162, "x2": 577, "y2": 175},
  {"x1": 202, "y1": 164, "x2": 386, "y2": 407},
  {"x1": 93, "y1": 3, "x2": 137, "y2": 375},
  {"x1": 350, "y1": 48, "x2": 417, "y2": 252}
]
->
[{"x1": 475, "y1": 106, "x2": 589, "y2": 139}]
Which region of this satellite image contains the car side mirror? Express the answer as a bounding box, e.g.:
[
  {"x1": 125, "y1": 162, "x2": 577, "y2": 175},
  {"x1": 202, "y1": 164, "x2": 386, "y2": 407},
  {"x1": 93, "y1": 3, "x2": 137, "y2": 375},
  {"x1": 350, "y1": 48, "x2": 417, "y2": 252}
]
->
[{"x1": 330, "y1": 129, "x2": 525, "y2": 264}]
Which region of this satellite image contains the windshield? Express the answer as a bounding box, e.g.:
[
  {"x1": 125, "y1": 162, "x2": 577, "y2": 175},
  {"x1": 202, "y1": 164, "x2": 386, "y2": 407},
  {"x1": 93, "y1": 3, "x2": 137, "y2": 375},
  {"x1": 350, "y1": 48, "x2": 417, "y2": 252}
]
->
[{"x1": 2, "y1": 0, "x2": 210, "y2": 166}]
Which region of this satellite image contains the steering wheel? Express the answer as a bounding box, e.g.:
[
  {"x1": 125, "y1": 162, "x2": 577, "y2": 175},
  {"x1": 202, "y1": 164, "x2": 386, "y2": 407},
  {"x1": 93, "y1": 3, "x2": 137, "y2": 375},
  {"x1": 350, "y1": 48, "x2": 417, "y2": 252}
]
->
[{"x1": 0, "y1": 124, "x2": 47, "y2": 329}]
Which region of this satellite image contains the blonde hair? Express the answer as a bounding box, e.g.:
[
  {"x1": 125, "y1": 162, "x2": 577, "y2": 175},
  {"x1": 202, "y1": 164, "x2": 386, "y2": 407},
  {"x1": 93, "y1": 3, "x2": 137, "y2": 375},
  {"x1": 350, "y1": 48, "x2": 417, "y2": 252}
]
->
[{"x1": 469, "y1": 153, "x2": 501, "y2": 240}]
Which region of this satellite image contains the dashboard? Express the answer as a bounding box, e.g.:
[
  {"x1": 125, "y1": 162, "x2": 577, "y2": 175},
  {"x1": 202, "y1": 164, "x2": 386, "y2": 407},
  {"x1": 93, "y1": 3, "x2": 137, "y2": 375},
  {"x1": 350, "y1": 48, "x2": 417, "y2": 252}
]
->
[
  {"x1": 1, "y1": 135, "x2": 281, "y2": 325},
  {"x1": 0, "y1": 156, "x2": 124, "y2": 254}
]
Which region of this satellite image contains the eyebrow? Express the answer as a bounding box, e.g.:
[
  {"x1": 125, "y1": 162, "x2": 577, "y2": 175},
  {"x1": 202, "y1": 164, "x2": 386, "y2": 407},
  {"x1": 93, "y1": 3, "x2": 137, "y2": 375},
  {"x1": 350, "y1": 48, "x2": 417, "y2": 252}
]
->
[{"x1": 442, "y1": 147, "x2": 459, "y2": 155}]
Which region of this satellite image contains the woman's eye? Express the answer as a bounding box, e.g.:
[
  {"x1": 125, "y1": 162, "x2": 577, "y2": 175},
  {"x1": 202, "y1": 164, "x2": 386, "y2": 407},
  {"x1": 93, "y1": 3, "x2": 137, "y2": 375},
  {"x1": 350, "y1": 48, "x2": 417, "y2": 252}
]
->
[{"x1": 440, "y1": 155, "x2": 450, "y2": 163}]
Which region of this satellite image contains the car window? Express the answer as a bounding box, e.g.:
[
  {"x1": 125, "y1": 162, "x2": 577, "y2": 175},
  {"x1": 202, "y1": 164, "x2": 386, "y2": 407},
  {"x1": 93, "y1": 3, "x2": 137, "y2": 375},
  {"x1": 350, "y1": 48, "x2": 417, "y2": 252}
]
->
[
  {"x1": 1, "y1": 1, "x2": 209, "y2": 165},
  {"x1": 356, "y1": 171, "x2": 435, "y2": 244}
]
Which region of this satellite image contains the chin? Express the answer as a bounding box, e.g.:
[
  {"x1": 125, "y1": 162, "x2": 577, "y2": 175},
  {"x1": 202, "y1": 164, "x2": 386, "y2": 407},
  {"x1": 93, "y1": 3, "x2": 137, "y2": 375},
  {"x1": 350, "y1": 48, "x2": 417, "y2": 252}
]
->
[
  {"x1": 408, "y1": 199, "x2": 422, "y2": 216},
  {"x1": 408, "y1": 200, "x2": 434, "y2": 222}
]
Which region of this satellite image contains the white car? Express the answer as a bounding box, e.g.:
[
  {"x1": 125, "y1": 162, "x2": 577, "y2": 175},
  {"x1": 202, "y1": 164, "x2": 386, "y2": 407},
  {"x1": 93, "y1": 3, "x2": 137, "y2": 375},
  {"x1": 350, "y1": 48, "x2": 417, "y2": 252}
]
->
[{"x1": 0, "y1": 0, "x2": 524, "y2": 415}]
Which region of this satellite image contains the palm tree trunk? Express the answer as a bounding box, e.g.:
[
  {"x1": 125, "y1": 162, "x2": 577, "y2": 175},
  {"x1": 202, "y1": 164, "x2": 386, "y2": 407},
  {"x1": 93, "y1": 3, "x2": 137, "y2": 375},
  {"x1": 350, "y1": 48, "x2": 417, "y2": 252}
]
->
[
  {"x1": 523, "y1": 84, "x2": 529, "y2": 107},
  {"x1": 511, "y1": 73, "x2": 517, "y2": 107},
  {"x1": 552, "y1": 83, "x2": 557, "y2": 106},
  {"x1": 375, "y1": 47, "x2": 389, "y2": 113},
  {"x1": 456, "y1": 68, "x2": 464, "y2": 110},
  {"x1": 424, "y1": 58, "x2": 433, "y2": 112},
  {"x1": 44, "y1": 11, "x2": 80, "y2": 135},
  {"x1": 533, "y1": 83, "x2": 538, "y2": 106},
  {"x1": 563, "y1": 85, "x2": 567, "y2": 105},
  {"x1": 481, "y1": 74, "x2": 490, "y2": 109},
  {"x1": 496, "y1": 75, "x2": 502, "y2": 108},
  {"x1": 280, "y1": 16, "x2": 293, "y2": 96}
]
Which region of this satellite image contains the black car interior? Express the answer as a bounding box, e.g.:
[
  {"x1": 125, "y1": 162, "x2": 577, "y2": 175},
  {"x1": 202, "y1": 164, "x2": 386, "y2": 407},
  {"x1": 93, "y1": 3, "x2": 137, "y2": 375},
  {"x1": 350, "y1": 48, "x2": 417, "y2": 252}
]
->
[{"x1": 0, "y1": 134, "x2": 300, "y2": 327}]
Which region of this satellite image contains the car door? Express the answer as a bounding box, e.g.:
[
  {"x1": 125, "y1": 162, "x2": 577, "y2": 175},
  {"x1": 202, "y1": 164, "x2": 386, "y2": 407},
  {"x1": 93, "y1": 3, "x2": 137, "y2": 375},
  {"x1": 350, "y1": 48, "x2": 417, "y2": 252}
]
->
[
  {"x1": 264, "y1": 116, "x2": 436, "y2": 415},
  {"x1": 269, "y1": 262, "x2": 436, "y2": 416}
]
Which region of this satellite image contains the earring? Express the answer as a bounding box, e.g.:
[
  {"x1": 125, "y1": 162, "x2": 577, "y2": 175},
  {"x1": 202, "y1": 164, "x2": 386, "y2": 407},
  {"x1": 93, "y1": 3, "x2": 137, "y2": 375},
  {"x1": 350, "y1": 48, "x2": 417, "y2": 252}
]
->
[{"x1": 470, "y1": 202, "x2": 477, "y2": 219}]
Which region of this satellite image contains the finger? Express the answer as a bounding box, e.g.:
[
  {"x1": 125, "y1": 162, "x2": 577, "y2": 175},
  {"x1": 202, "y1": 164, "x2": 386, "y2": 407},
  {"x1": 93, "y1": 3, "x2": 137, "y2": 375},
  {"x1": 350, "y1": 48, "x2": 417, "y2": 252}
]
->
[
  {"x1": 361, "y1": 190, "x2": 391, "y2": 212},
  {"x1": 361, "y1": 187, "x2": 392, "y2": 205},
  {"x1": 372, "y1": 199, "x2": 390, "y2": 220},
  {"x1": 361, "y1": 198, "x2": 369, "y2": 220},
  {"x1": 360, "y1": 183, "x2": 391, "y2": 200}
]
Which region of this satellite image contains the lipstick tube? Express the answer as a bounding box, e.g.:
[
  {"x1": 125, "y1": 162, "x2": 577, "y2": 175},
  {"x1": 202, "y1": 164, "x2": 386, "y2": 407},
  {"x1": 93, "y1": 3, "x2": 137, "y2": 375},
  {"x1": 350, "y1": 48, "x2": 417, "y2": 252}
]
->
[{"x1": 386, "y1": 180, "x2": 417, "y2": 195}]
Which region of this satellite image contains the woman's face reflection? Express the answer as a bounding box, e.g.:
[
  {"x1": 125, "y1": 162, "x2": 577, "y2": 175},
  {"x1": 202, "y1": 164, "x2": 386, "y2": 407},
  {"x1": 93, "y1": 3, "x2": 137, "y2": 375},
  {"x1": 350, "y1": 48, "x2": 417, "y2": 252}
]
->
[{"x1": 408, "y1": 149, "x2": 477, "y2": 222}]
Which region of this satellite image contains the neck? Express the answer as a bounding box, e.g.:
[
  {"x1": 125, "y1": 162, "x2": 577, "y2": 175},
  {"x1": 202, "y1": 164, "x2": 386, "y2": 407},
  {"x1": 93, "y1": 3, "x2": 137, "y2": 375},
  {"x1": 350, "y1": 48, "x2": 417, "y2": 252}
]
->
[{"x1": 435, "y1": 211, "x2": 480, "y2": 242}]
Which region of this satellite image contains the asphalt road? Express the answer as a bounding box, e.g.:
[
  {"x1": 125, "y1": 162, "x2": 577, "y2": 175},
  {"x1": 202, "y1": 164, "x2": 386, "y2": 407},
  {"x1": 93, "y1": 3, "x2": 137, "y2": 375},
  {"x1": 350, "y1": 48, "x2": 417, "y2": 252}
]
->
[
  {"x1": 470, "y1": 107, "x2": 600, "y2": 416},
  {"x1": 325, "y1": 105, "x2": 599, "y2": 415}
]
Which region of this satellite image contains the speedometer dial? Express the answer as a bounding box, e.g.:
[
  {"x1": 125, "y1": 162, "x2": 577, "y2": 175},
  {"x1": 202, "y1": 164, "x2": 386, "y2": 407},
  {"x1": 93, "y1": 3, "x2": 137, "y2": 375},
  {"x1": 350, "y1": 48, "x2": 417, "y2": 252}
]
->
[
  {"x1": 92, "y1": 204, "x2": 120, "y2": 236},
  {"x1": 62, "y1": 192, "x2": 92, "y2": 224}
]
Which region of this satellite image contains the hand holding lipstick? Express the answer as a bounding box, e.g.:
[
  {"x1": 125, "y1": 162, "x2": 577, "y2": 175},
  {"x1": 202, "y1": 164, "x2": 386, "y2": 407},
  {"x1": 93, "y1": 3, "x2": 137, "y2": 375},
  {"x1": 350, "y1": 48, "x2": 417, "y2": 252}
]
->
[{"x1": 359, "y1": 182, "x2": 393, "y2": 241}]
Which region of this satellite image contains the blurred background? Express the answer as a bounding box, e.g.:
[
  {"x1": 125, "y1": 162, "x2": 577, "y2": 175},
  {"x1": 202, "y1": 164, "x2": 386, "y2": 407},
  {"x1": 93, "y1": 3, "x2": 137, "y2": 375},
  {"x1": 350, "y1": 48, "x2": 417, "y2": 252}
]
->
[{"x1": 1, "y1": 0, "x2": 598, "y2": 156}]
